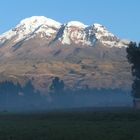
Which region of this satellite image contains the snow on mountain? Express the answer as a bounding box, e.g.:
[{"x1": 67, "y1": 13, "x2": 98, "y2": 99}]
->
[
  {"x1": 20, "y1": 16, "x2": 61, "y2": 29},
  {"x1": 67, "y1": 21, "x2": 87, "y2": 28},
  {"x1": 92, "y1": 23, "x2": 124, "y2": 47},
  {"x1": 58, "y1": 21, "x2": 96, "y2": 46},
  {"x1": 0, "y1": 16, "x2": 127, "y2": 48},
  {"x1": 17, "y1": 16, "x2": 61, "y2": 40},
  {"x1": 93, "y1": 23, "x2": 114, "y2": 38},
  {"x1": 0, "y1": 16, "x2": 61, "y2": 44}
]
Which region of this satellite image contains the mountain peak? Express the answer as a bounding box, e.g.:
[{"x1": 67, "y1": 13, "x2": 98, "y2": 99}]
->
[
  {"x1": 19, "y1": 16, "x2": 61, "y2": 29},
  {"x1": 66, "y1": 21, "x2": 87, "y2": 28},
  {"x1": 0, "y1": 16, "x2": 62, "y2": 44},
  {"x1": 0, "y1": 16, "x2": 128, "y2": 48},
  {"x1": 93, "y1": 23, "x2": 115, "y2": 38},
  {"x1": 93, "y1": 23, "x2": 104, "y2": 28}
]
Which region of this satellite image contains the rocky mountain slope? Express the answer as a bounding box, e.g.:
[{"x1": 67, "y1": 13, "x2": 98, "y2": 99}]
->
[{"x1": 0, "y1": 16, "x2": 132, "y2": 92}]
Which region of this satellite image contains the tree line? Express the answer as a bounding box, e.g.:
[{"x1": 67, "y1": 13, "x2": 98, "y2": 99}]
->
[{"x1": 0, "y1": 76, "x2": 126, "y2": 110}]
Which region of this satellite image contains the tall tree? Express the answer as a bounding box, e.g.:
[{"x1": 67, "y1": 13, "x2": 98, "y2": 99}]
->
[
  {"x1": 126, "y1": 42, "x2": 140, "y2": 99},
  {"x1": 49, "y1": 77, "x2": 65, "y2": 93}
]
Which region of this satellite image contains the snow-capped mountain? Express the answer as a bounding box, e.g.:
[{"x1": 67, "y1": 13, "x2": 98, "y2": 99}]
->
[
  {"x1": 0, "y1": 16, "x2": 132, "y2": 91},
  {"x1": 0, "y1": 16, "x2": 127, "y2": 48}
]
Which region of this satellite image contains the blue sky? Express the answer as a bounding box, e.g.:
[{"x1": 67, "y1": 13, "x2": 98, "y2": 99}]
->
[{"x1": 0, "y1": 0, "x2": 139, "y2": 41}]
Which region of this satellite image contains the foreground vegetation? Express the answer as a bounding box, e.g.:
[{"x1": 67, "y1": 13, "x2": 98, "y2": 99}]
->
[{"x1": 0, "y1": 108, "x2": 140, "y2": 140}]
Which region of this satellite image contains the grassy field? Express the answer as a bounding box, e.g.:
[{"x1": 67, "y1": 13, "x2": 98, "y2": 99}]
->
[{"x1": 0, "y1": 108, "x2": 140, "y2": 140}]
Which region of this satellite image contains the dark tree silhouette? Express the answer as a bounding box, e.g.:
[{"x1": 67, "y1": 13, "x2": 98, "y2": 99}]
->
[
  {"x1": 126, "y1": 42, "x2": 140, "y2": 99},
  {"x1": 0, "y1": 81, "x2": 22, "y2": 108},
  {"x1": 0, "y1": 80, "x2": 42, "y2": 109},
  {"x1": 21, "y1": 80, "x2": 42, "y2": 106},
  {"x1": 49, "y1": 77, "x2": 64, "y2": 93},
  {"x1": 0, "y1": 81, "x2": 21, "y2": 97}
]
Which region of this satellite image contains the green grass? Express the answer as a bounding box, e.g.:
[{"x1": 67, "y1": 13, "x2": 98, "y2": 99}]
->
[{"x1": 0, "y1": 108, "x2": 140, "y2": 140}]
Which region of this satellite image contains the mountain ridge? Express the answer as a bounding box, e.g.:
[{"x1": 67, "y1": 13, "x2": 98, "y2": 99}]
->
[{"x1": 0, "y1": 16, "x2": 129, "y2": 48}]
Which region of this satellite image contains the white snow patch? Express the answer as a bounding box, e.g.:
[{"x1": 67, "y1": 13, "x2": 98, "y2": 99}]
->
[
  {"x1": 0, "y1": 29, "x2": 16, "y2": 41},
  {"x1": 93, "y1": 23, "x2": 115, "y2": 39},
  {"x1": 20, "y1": 16, "x2": 61, "y2": 29},
  {"x1": 61, "y1": 28, "x2": 71, "y2": 45},
  {"x1": 67, "y1": 21, "x2": 87, "y2": 28},
  {"x1": 0, "y1": 16, "x2": 62, "y2": 44}
]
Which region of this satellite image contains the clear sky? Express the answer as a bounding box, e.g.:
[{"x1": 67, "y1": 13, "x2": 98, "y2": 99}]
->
[{"x1": 0, "y1": 0, "x2": 139, "y2": 41}]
